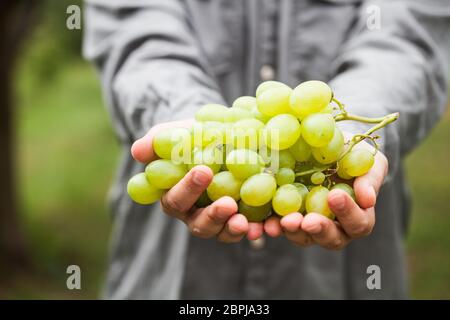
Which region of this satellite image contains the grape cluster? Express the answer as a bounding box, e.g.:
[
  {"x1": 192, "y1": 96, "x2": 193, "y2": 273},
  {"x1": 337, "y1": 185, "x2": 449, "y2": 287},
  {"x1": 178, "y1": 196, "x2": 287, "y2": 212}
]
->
[{"x1": 127, "y1": 80, "x2": 398, "y2": 222}]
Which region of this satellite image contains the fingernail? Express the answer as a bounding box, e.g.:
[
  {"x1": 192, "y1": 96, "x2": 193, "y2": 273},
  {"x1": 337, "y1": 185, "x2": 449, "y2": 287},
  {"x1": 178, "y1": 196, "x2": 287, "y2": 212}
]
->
[{"x1": 192, "y1": 170, "x2": 209, "y2": 186}]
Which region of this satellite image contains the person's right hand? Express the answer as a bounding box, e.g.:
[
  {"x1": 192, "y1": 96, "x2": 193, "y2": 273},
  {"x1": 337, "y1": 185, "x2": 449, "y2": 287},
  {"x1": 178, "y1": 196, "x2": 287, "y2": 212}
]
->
[{"x1": 131, "y1": 119, "x2": 264, "y2": 243}]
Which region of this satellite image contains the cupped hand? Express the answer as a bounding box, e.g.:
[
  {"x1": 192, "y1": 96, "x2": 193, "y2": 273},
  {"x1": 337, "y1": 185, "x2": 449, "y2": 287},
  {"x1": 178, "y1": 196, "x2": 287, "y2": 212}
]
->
[
  {"x1": 264, "y1": 137, "x2": 388, "y2": 250},
  {"x1": 131, "y1": 120, "x2": 264, "y2": 243}
]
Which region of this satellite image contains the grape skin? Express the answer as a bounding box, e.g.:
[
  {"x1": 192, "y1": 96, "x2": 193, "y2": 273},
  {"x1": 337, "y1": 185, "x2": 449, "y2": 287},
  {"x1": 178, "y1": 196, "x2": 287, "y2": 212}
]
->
[
  {"x1": 311, "y1": 172, "x2": 325, "y2": 185},
  {"x1": 195, "y1": 104, "x2": 231, "y2": 122},
  {"x1": 331, "y1": 183, "x2": 356, "y2": 202},
  {"x1": 306, "y1": 186, "x2": 335, "y2": 219},
  {"x1": 256, "y1": 81, "x2": 290, "y2": 98},
  {"x1": 276, "y1": 168, "x2": 296, "y2": 186},
  {"x1": 272, "y1": 184, "x2": 303, "y2": 216},
  {"x1": 240, "y1": 173, "x2": 277, "y2": 207},
  {"x1": 153, "y1": 127, "x2": 192, "y2": 160},
  {"x1": 340, "y1": 149, "x2": 375, "y2": 177},
  {"x1": 188, "y1": 147, "x2": 222, "y2": 174},
  {"x1": 293, "y1": 183, "x2": 309, "y2": 213},
  {"x1": 301, "y1": 113, "x2": 335, "y2": 148},
  {"x1": 311, "y1": 126, "x2": 344, "y2": 164},
  {"x1": 127, "y1": 173, "x2": 164, "y2": 205},
  {"x1": 225, "y1": 149, "x2": 265, "y2": 180},
  {"x1": 263, "y1": 114, "x2": 301, "y2": 150},
  {"x1": 238, "y1": 201, "x2": 272, "y2": 222},
  {"x1": 207, "y1": 171, "x2": 243, "y2": 201},
  {"x1": 290, "y1": 80, "x2": 332, "y2": 120},
  {"x1": 145, "y1": 160, "x2": 187, "y2": 189},
  {"x1": 229, "y1": 118, "x2": 264, "y2": 149},
  {"x1": 257, "y1": 86, "x2": 292, "y2": 117},
  {"x1": 337, "y1": 164, "x2": 353, "y2": 180},
  {"x1": 232, "y1": 96, "x2": 257, "y2": 111},
  {"x1": 289, "y1": 135, "x2": 312, "y2": 162}
]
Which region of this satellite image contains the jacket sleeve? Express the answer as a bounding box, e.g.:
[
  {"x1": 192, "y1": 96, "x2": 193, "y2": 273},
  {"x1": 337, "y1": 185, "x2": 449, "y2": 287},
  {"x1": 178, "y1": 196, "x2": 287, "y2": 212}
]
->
[
  {"x1": 82, "y1": 0, "x2": 225, "y2": 142},
  {"x1": 330, "y1": 0, "x2": 450, "y2": 178}
]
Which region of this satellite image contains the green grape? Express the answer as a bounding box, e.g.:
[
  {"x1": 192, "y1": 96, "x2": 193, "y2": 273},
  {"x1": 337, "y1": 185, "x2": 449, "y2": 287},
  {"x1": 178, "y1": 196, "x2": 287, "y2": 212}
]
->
[
  {"x1": 229, "y1": 118, "x2": 264, "y2": 149},
  {"x1": 290, "y1": 80, "x2": 333, "y2": 120},
  {"x1": 188, "y1": 147, "x2": 222, "y2": 174},
  {"x1": 192, "y1": 121, "x2": 226, "y2": 148},
  {"x1": 256, "y1": 86, "x2": 292, "y2": 117},
  {"x1": 230, "y1": 107, "x2": 253, "y2": 122},
  {"x1": 340, "y1": 148, "x2": 375, "y2": 177},
  {"x1": 310, "y1": 171, "x2": 325, "y2": 185},
  {"x1": 293, "y1": 183, "x2": 309, "y2": 213},
  {"x1": 276, "y1": 168, "x2": 296, "y2": 186},
  {"x1": 331, "y1": 183, "x2": 356, "y2": 202},
  {"x1": 240, "y1": 173, "x2": 277, "y2": 206},
  {"x1": 263, "y1": 114, "x2": 301, "y2": 150},
  {"x1": 301, "y1": 113, "x2": 335, "y2": 148},
  {"x1": 306, "y1": 186, "x2": 334, "y2": 219},
  {"x1": 238, "y1": 201, "x2": 272, "y2": 222},
  {"x1": 196, "y1": 191, "x2": 213, "y2": 208},
  {"x1": 153, "y1": 127, "x2": 192, "y2": 161},
  {"x1": 337, "y1": 164, "x2": 353, "y2": 180},
  {"x1": 278, "y1": 149, "x2": 296, "y2": 169},
  {"x1": 195, "y1": 104, "x2": 231, "y2": 122},
  {"x1": 321, "y1": 103, "x2": 335, "y2": 114},
  {"x1": 251, "y1": 106, "x2": 271, "y2": 123},
  {"x1": 289, "y1": 135, "x2": 312, "y2": 162},
  {"x1": 127, "y1": 172, "x2": 164, "y2": 205},
  {"x1": 272, "y1": 184, "x2": 303, "y2": 217},
  {"x1": 226, "y1": 149, "x2": 265, "y2": 180},
  {"x1": 207, "y1": 171, "x2": 243, "y2": 201},
  {"x1": 145, "y1": 159, "x2": 187, "y2": 189},
  {"x1": 311, "y1": 126, "x2": 344, "y2": 164},
  {"x1": 232, "y1": 96, "x2": 257, "y2": 111},
  {"x1": 255, "y1": 80, "x2": 290, "y2": 98}
]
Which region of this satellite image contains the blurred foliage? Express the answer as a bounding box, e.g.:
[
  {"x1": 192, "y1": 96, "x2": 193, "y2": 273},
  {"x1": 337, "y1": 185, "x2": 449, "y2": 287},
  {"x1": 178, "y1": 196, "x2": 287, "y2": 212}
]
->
[
  {"x1": 1, "y1": 0, "x2": 449, "y2": 299},
  {"x1": 406, "y1": 110, "x2": 450, "y2": 299},
  {"x1": 25, "y1": 0, "x2": 83, "y2": 85}
]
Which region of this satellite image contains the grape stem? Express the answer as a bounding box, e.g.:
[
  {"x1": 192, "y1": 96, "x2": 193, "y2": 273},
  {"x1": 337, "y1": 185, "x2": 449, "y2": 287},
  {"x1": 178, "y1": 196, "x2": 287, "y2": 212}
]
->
[
  {"x1": 295, "y1": 165, "x2": 331, "y2": 177},
  {"x1": 334, "y1": 112, "x2": 399, "y2": 124},
  {"x1": 338, "y1": 112, "x2": 399, "y2": 159}
]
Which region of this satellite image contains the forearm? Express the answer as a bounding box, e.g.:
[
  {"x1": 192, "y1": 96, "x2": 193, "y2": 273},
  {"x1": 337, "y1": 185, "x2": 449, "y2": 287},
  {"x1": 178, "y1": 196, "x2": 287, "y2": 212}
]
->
[{"x1": 83, "y1": 0, "x2": 225, "y2": 142}]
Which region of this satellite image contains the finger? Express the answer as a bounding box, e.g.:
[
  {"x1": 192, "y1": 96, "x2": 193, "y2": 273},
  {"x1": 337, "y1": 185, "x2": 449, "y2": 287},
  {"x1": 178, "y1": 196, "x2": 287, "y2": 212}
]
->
[
  {"x1": 217, "y1": 214, "x2": 249, "y2": 243},
  {"x1": 247, "y1": 222, "x2": 264, "y2": 240},
  {"x1": 353, "y1": 152, "x2": 388, "y2": 209},
  {"x1": 161, "y1": 165, "x2": 213, "y2": 219},
  {"x1": 264, "y1": 215, "x2": 282, "y2": 238},
  {"x1": 280, "y1": 213, "x2": 303, "y2": 233},
  {"x1": 328, "y1": 189, "x2": 375, "y2": 238},
  {"x1": 187, "y1": 196, "x2": 238, "y2": 238},
  {"x1": 280, "y1": 213, "x2": 314, "y2": 247},
  {"x1": 131, "y1": 119, "x2": 195, "y2": 163},
  {"x1": 301, "y1": 213, "x2": 350, "y2": 250}
]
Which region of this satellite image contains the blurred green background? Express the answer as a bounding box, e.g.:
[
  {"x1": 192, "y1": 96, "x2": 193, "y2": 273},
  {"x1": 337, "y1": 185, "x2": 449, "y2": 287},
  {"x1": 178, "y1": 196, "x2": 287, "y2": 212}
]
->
[{"x1": 1, "y1": 0, "x2": 449, "y2": 299}]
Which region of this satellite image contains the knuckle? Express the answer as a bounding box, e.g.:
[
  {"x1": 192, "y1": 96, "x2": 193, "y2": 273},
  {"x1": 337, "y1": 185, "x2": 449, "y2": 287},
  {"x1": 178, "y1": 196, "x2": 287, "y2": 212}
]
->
[
  {"x1": 327, "y1": 238, "x2": 345, "y2": 251},
  {"x1": 189, "y1": 225, "x2": 212, "y2": 239},
  {"x1": 162, "y1": 196, "x2": 186, "y2": 214},
  {"x1": 351, "y1": 221, "x2": 373, "y2": 238}
]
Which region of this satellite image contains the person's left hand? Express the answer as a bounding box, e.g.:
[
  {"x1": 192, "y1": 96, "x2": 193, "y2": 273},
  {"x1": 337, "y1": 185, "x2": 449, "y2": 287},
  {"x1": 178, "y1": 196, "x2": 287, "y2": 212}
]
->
[{"x1": 263, "y1": 136, "x2": 388, "y2": 250}]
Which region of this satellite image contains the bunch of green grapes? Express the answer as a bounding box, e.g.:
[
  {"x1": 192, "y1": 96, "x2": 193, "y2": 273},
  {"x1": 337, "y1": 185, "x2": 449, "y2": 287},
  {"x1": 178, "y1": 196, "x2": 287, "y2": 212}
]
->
[{"x1": 127, "y1": 80, "x2": 398, "y2": 222}]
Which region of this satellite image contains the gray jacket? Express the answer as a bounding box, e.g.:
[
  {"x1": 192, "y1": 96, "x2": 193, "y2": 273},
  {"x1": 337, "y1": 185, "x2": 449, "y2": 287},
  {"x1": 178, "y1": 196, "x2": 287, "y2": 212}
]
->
[{"x1": 83, "y1": 0, "x2": 450, "y2": 299}]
